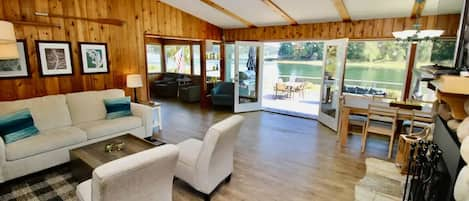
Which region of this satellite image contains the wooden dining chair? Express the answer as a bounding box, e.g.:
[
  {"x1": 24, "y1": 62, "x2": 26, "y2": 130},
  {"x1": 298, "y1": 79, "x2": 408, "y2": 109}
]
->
[
  {"x1": 361, "y1": 104, "x2": 399, "y2": 159},
  {"x1": 341, "y1": 94, "x2": 372, "y2": 136},
  {"x1": 372, "y1": 95, "x2": 397, "y2": 103},
  {"x1": 407, "y1": 110, "x2": 434, "y2": 135}
]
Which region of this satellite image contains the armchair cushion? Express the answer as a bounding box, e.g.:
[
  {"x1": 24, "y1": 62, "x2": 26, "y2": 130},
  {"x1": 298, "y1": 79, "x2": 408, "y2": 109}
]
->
[
  {"x1": 76, "y1": 180, "x2": 92, "y2": 201},
  {"x1": 175, "y1": 139, "x2": 203, "y2": 186}
]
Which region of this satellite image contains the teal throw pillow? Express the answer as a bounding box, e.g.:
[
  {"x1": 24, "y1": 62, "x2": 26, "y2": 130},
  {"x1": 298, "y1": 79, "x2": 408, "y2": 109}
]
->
[
  {"x1": 104, "y1": 97, "x2": 132, "y2": 119},
  {"x1": 0, "y1": 109, "x2": 39, "y2": 144}
]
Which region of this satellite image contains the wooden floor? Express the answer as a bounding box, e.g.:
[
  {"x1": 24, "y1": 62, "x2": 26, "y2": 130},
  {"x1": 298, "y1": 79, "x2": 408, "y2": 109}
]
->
[{"x1": 155, "y1": 98, "x2": 392, "y2": 201}]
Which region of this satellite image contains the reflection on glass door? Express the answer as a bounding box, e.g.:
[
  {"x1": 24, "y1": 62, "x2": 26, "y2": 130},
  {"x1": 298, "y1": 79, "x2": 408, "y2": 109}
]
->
[
  {"x1": 234, "y1": 41, "x2": 264, "y2": 113},
  {"x1": 318, "y1": 39, "x2": 348, "y2": 131}
]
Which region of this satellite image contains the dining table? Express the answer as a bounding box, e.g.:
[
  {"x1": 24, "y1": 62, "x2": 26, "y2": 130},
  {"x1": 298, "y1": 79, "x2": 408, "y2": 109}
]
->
[{"x1": 338, "y1": 100, "x2": 422, "y2": 146}]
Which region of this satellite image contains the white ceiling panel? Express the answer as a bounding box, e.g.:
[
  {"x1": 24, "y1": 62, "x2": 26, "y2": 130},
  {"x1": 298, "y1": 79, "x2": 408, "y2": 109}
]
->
[
  {"x1": 272, "y1": 0, "x2": 342, "y2": 24},
  {"x1": 422, "y1": 0, "x2": 464, "y2": 15},
  {"x1": 212, "y1": 0, "x2": 287, "y2": 26},
  {"x1": 161, "y1": 0, "x2": 245, "y2": 28},
  {"x1": 344, "y1": 0, "x2": 415, "y2": 20},
  {"x1": 162, "y1": 0, "x2": 464, "y2": 29}
]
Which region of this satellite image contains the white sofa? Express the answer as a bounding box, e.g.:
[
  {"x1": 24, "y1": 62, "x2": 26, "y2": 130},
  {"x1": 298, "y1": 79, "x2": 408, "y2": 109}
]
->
[{"x1": 0, "y1": 89, "x2": 155, "y2": 183}]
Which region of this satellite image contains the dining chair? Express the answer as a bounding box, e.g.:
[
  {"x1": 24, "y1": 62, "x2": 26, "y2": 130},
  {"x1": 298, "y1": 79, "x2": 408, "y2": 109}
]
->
[
  {"x1": 372, "y1": 95, "x2": 397, "y2": 103},
  {"x1": 341, "y1": 94, "x2": 372, "y2": 136},
  {"x1": 361, "y1": 104, "x2": 399, "y2": 159},
  {"x1": 407, "y1": 110, "x2": 434, "y2": 134}
]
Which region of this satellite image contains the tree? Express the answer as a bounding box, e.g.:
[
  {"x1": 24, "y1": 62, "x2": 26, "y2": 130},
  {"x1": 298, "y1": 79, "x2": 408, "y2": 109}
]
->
[
  {"x1": 347, "y1": 42, "x2": 366, "y2": 61},
  {"x1": 278, "y1": 43, "x2": 294, "y2": 59},
  {"x1": 431, "y1": 40, "x2": 456, "y2": 63}
]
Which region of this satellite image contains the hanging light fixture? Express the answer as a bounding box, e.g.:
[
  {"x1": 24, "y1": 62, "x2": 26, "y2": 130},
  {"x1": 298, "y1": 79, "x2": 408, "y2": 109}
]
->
[{"x1": 392, "y1": 0, "x2": 444, "y2": 42}]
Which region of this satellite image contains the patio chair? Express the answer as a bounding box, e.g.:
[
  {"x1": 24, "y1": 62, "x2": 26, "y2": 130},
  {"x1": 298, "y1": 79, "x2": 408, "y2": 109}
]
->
[
  {"x1": 294, "y1": 82, "x2": 305, "y2": 99},
  {"x1": 274, "y1": 79, "x2": 288, "y2": 99}
]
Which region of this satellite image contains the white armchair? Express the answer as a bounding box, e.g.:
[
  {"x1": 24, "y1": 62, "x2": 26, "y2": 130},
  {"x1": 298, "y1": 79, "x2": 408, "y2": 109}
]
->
[
  {"x1": 175, "y1": 115, "x2": 244, "y2": 201},
  {"x1": 76, "y1": 144, "x2": 179, "y2": 201}
]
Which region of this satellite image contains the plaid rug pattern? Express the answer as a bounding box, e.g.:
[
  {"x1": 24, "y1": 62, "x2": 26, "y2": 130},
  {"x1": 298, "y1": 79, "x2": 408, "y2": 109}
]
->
[{"x1": 0, "y1": 166, "x2": 78, "y2": 201}]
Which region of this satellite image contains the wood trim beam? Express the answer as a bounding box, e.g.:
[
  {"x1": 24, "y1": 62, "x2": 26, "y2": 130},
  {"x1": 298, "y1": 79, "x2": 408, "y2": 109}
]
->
[
  {"x1": 332, "y1": 0, "x2": 351, "y2": 22},
  {"x1": 200, "y1": 0, "x2": 256, "y2": 28},
  {"x1": 411, "y1": 0, "x2": 426, "y2": 18},
  {"x1": 262, "y1": 0, "x2": 297, "y2": 25}
]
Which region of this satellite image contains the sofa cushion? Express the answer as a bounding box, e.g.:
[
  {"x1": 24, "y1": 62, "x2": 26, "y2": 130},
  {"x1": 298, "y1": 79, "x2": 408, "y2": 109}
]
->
[
  {"x1": 6, "y1": 127, "x2": 87, "y2": 161},
  {"x1": 0, "y1": 95, "x2": 72, "y2": 131},
  {"x1": 76, "y1": 116, "x2": 142, "y2": 140},
  {"x1": 66, "y1": 89, "x2": 125, "y2": 125},
  {"x1": 0, "y1": 109, "x2": 39, "y2": 144}
]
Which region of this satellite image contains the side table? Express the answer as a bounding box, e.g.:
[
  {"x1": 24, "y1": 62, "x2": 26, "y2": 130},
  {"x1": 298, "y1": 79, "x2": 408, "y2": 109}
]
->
[{"x1": 141, "y1": 101, "x2": 162, "y2": 131}]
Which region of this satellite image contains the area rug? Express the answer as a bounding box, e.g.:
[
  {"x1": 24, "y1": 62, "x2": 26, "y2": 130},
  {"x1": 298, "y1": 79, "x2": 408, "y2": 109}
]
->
[
  {"x1": 0, "y1": 165, "x2": 77, "y2": 201},
  {"x1": 355, "y1": 158, "x2": 405, "y2": 201}
]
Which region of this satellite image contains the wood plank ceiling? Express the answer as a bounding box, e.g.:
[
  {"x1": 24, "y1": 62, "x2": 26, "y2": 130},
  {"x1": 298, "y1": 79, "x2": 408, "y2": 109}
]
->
[{"x1": 161, "y1": 0, "x2": 464, "y2": 29}]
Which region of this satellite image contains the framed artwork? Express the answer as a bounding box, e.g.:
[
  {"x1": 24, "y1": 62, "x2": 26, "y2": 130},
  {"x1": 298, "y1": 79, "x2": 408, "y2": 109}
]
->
[
  {"x1": 79, "y1": 42, "x2": 109, "y2": 74},
  {"x1": 36, "y1": 40, "x2": 73, "y2": 76},
  {"x1": 0, "y1": 40, "x2": 30, "y2": 78}
]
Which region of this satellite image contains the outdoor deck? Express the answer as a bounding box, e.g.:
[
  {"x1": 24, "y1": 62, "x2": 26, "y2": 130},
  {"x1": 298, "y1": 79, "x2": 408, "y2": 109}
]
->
[{"x1": 262, "y1": 89, "x2": 320, "y2": 119}]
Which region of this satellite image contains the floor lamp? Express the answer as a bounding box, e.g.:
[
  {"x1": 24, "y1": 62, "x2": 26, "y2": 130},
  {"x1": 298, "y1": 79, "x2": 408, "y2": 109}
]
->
[
  {"x1": 126, "y1": 74, "x2": 143, "y2": 103},
  {"x1": 0, "y1": 21, "x2": 19, "y2": 60}
]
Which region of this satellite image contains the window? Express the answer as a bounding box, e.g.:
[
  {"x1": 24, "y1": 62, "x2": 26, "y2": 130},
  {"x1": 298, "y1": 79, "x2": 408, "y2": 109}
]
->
[
  {"x1": 206, "y1": 44, "x2": 221, "y2": 78},
  {"x1": 225, "y1": 44, "x2": 235, "y2": 82},
  {"x1": 410, "y1": 40, "x2": 456, "y2": 101},
  {"x1": 146, "y1": 44, "x2": 162, "y2": 73},
  {"x1": 344, "y1": 41, "x2": 409, "y2": 99},
  {"x1": 164, "y1": 45, "x2": 191, "y2": 74},
  {"x1": 192, "y1": 44, "x2": 201, "y2": 75}
]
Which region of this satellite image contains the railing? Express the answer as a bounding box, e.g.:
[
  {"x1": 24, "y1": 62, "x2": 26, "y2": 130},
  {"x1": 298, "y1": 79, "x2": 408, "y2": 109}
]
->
[{"x1": 276, "y1": 75, "x2": 404, "y2": 90}]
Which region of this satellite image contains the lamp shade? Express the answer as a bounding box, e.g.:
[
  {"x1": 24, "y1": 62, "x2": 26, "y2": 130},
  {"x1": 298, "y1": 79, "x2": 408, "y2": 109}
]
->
[
  {"x1": 126, "y1": 74, "x2": 143, "y2": 88},
  {"x1": 0, "y1": 42, "x2": 19, "y2": 60},
  {"x1": 0, "y1": 21, "x2": 16, "y2": 43}
]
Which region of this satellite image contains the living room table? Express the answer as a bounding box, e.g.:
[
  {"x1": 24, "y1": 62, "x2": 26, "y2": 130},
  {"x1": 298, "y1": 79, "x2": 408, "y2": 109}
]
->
[{"x1": 69, "y1": 134, "x2": 157, "y2": 183}]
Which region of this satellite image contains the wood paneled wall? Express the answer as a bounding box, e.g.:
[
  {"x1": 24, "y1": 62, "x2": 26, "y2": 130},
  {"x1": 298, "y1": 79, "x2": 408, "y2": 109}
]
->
[
  {"x1": 0, "y1": 0, "x2": 222, "y2": 101},
  {"x1": 224, "y1": 14, "x2": 460, "y2": 41}
]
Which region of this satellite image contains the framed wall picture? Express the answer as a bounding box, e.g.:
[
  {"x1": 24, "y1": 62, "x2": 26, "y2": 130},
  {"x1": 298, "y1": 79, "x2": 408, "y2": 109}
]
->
[
  {"x1": 36, "y1": 40, "x2": 73, "y2": 76},
  {"x1": 79, "y1": 42, "x2": 109, "y2": 74},
  {"x1": 0, "y1": 40, "x2": 30, "y2": 78}
]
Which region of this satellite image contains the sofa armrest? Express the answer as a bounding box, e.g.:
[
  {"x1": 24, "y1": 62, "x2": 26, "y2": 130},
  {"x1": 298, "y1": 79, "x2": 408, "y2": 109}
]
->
[
  {"x1": 0, "y1": 137, "x2": 5, "y2": 182},
  {"x1": 131, "y1": 103, "x2": 155, "y2": 138}
]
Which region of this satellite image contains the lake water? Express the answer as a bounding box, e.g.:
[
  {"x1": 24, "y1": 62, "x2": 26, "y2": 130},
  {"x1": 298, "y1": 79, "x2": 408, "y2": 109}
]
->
[{"x1": 264, "y1": 61, "x2": 406, "y2": 90}]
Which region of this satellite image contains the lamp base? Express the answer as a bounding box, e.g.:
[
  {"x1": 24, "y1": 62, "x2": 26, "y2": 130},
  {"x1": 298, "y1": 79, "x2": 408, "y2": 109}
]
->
[{"x1": 133, "y1": 88, "x2": 138, "y2": 103}]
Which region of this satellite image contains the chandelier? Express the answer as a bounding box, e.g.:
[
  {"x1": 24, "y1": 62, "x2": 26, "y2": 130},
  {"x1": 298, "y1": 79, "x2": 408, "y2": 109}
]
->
[{"x1": 392, "y1": 0, "x2": 444, "y2": 42}]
